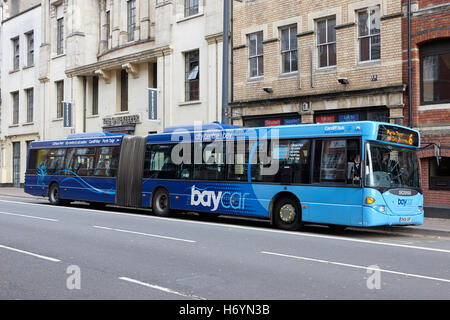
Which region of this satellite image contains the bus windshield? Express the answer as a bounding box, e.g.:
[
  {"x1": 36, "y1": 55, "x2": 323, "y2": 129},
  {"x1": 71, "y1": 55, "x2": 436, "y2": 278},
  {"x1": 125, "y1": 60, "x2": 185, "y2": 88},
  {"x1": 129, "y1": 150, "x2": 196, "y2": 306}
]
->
[{"x1": 365, "y1": 142, "x2": 420, "y2": 190}]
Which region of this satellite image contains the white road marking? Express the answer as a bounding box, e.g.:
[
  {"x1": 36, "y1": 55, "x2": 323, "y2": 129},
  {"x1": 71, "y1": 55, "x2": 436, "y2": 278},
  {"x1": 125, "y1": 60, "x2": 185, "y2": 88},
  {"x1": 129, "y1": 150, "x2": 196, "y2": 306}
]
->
[
  {"x1": 261, "y1": 251, "x2": 450, "y2": 284},
  {"x1": 0, "y1": 211, "x2": 58, "y2": 222},
  {"x1": 118, "y1": 277, "x2": 206, "y2": 300},
  {"x1": 0, "y1": 198, "x2": 449, "y2": 254},
  {"x1": 0, "y1": 244, "x2": 61, "y2": 263},
  {"x1": 93, "y1": 225, "x2": 196, "y2": 243}
]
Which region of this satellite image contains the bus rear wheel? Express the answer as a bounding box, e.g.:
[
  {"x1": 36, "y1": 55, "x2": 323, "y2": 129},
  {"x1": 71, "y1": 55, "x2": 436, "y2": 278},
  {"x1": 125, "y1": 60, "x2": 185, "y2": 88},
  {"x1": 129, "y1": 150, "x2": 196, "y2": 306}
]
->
[
  {"x1": 273, "y1": 196, "x2": 302, "y2": 231},
  {"x1": 152, "y1": 189, "x2": 171, "y2": 217},
  {"x1": 48, "y1": 183, "x2": 68, "y2": 206}
]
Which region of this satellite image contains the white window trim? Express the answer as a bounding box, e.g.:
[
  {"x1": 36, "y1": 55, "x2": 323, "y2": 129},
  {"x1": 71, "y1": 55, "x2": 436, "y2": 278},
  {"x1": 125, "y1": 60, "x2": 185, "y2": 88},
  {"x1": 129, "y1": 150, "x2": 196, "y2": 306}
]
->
[
  {"x1": 248, "y1": 32, "x2": 264, "y2": 79},
  {"x1": 316, "y1": 16, "x2": 337, "y2": 70},
  {"x1": 356, "y1": 6, "x2": 381, "y2": 64},
  {"x1": 280, "y1": 25, "x2": 298, "y2": 75}
]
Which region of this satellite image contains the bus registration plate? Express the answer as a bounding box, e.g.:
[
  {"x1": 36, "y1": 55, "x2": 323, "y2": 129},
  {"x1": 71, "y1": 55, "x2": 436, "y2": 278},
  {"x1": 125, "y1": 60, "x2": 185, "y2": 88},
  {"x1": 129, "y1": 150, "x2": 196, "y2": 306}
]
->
[{"x1": 400, "y1": 217, "x2": 412, "y2": 223}]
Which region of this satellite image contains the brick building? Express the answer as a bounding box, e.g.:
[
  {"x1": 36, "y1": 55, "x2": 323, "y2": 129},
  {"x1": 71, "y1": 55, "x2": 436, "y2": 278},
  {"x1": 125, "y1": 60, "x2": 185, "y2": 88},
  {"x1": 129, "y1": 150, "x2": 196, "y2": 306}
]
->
[
  {"x1": 230, "y1": 0, "x2": 405, "y2": 127},
  {"x1": 402, "y1": 0, "x2": 450, "y2": 210}
]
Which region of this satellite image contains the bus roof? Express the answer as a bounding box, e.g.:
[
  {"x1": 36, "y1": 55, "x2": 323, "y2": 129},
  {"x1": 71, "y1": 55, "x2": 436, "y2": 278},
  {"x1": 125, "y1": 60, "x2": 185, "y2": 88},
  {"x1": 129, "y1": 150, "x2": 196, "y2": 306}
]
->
[
  {"x1": 28, "y1": 121, "x2": 420, "y2": 149},
  {"x1": 29, "y1": 132, "x2": 124, "y2": 149},
  {"x1": 147, "y1": 121, "x2": 420, "y2": 147}
]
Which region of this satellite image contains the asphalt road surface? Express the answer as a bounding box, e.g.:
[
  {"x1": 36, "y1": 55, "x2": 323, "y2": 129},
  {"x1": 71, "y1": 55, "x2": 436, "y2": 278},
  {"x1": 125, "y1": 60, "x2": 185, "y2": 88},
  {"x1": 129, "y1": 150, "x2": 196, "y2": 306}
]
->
[{"x1": 0, "y1": 195, "x2": 449, "y2": 300}]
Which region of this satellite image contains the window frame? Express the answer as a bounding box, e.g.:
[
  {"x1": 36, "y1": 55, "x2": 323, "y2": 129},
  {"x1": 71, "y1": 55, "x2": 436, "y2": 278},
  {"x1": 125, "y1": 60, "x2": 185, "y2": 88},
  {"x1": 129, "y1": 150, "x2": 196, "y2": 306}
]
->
[
  {"x1": 12, "y1": 91, "x2": 19, "y2": 125},
  {"x1": 184, "y1": 0, "x2": 199, "y2": 17},
  {"x1": 57, "y1": 17, "x2": 64, "y2": 55},
  {"x1": 185, "y1": 49, "x2": 200, "y2": 102},
  {"x1": 127, "y1": 0, "x2": 136, "y2": 42},
  {"x1": 316, "y1": 16, "x2": 336, "y2": 69},
  {"x1": 56, "y1": 80, "x2": 64, "y2": 119},
  {"x1": 280, "y1": 25, "x2": 298, "y2": 74},
  {"x1": 419, "y1": 41, "x2": 450, "y2": 105},
  {"x1": 12, "y1": 37, "x2": 20, "y2": 70},
  {"x1": 120, "y1": 69, "x2": 128, "y2": 111},
  {"x1": 357, "y1": 6, "x2": 381, "y2": 63},
  {"x1": 429, "y1": 157, "x2": 450, "y2": 191},
  {"x1": 26, "y1": 88, "x2": 34, "y2": 123},
  {"x1": 248, "y1": 32, "x2": 264, "y2": 78},
  {"x1": 26, "y1": 31, "x2": 34, "y2": 67}
]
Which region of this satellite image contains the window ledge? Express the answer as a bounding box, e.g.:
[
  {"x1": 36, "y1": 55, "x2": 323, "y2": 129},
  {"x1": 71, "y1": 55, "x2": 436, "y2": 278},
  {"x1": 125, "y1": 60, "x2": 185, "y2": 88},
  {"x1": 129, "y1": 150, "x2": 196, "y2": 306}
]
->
[
  {"x1": 22, "y1": 122, "x2": 35, "y2": 126},
  {"x1": 52, "y1": 53, "x2": 66, "y2": 60},
  {"x1": 177, "y1": 12, "x2": 204, "y2": 23},
  {"x1": 8, "y1": 124, "x2": 20, "y2": 128},
  {"x1": 418, "y1": 103, "x2": 450, "y2": 111},
  {"x1": 356, "y1": 60, "x2": 381, "y2": 68},
  {"x1": 114, "y1": 111, "x2": 129, "y2": 115},
  {"x1": 23, "y1": 64, "x2": 35, "y2": 70},
  {"x1": 9, "y1": 69, "x2": 20, "y2": 74},
  {"x1": 279, "y1": 72, "x2": 299, "y2": 79},
  {"x1": 87, "y1": 114, "x2": 100, "y2": 119},
  {"x1": 247, "y1": 76, "x2": 264, "y2": 82},
  {"x1": 179, "y1": 100, "x2": 202, "y2": 107},
  {"x1": 52, "y1": 117, "x2": 63, "y2": 122},
  {"x1": 316, "y1": 66, "x2": 337, "y2": 73}
]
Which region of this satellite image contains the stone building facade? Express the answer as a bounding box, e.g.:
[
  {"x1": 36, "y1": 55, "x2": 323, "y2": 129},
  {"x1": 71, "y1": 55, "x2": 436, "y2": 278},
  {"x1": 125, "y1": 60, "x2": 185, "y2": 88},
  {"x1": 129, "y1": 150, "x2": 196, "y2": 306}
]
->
[
  {"x1": 0, "y1": 2, "x2": 41, "y2": 186},
  {"x1": 402, "y1": 0, "x2": 450, "y2": 209},
  {"x1": 0, "y1": 0, "x2": 224, "y2": 186},
  {"x1": 230, "y1": 0, "x2": 405, "y2": 127}
]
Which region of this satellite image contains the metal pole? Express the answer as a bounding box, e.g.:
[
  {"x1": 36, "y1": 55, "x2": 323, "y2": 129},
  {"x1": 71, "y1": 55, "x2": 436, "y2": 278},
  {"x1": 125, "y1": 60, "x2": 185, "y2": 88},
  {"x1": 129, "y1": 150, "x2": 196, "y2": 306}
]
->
[
  {"x1": 407, "y1": 0, "x2": 412, "y2": 128},
  {"x1": 222, "y1": 0, "x2": 229, "y2": 124}
]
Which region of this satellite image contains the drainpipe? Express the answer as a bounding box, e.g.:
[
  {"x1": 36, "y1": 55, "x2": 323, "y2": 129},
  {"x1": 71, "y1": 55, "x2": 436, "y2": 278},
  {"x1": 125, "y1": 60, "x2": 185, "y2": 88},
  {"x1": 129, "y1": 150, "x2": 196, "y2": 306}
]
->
[
  {"x1": 83, "y1": 76, "x2": 87, "y2": 133},
  {"x1": 222, "y1": 0, "x2": 230, "y2": 124},
  {"x1": 407, "y1": 0, "x2": 412, "y2": 128}
]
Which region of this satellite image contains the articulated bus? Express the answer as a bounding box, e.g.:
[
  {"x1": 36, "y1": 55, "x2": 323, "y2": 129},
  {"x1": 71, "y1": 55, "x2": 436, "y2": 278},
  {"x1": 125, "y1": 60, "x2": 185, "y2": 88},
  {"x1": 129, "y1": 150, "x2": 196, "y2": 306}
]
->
[{"x1": 25, "y1": 121, "x2": 423, "y2": 230}]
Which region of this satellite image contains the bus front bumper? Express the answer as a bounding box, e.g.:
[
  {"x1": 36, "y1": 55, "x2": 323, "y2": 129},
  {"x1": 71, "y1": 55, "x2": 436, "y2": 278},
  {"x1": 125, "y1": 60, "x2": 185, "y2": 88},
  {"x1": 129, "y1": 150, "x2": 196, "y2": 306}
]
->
[{"x1": 362, "y1": 206, "x2": 424, "y2": 227}]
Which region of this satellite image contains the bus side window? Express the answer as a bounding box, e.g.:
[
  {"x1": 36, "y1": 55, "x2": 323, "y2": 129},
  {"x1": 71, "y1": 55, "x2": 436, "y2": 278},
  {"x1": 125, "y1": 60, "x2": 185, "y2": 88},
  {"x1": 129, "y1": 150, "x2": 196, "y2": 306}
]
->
[
  {"x1": 149, "y1": 145, "x2": 177, "y2": 179},
  {"x1": 46, "y1": 149, "x2": 66, "y2": 175},
  {"x1": 93, "y1": 146, "x2": 119, "y2": 177},
  {"x1": 346, "y1": 139, "x2": 361, "y2": 185},
  {"x1": 226, "y1": 141, "x2": 249, "y2": 181},
  {"x1": 27, "y1": 149, "x2": 38, "y2": 174},
  {"x1": 312, "y1": 140, "x2": 322, "y2": 183},
  {"x1": 193, "y1": 142, "x2": 225, "y2": 181}
]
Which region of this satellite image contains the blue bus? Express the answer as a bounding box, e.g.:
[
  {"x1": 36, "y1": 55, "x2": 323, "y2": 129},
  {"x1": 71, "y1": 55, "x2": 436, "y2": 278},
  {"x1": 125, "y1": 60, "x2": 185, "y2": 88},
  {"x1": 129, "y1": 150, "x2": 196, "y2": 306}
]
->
[{"x1": 25, "y1": 121, "x2": 423, "y2": 230}]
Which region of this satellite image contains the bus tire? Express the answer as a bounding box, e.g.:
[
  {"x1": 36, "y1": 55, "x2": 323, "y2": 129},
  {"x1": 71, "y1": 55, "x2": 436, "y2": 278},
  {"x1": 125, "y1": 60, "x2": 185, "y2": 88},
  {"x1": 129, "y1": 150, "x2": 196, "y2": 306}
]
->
[
  {"x1": 273, "y1": 196, "x2": 302, "y2": 231},
  {"x1": 152, "y1": 188, "x2": 171, "y2": 217},
  {"x1": 48, "y1": 183, "x2": 68, "y2": 206}
]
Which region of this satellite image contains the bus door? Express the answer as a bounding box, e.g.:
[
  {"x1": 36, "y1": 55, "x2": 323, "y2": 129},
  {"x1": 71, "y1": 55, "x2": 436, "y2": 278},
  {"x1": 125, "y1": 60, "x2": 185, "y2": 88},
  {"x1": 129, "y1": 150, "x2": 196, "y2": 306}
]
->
[{"x1": 306, "y1": 138, "x2": 363, "y2": 226}]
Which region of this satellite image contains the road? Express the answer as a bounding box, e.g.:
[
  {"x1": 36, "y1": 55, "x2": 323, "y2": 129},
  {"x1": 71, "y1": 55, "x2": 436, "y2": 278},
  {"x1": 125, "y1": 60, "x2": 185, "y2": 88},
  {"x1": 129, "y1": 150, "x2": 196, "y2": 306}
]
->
[{"x1": 0, "y1": 195, "x2": 449, "y2": 300}]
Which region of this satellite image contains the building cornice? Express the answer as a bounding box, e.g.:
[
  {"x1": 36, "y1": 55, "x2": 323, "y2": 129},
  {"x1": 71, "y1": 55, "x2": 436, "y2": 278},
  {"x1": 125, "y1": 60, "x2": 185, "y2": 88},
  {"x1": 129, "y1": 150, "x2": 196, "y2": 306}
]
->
[
  {"x1": 230, "y1": 85, "x2": 406, "y2": 108},
  {"x1": 1, "y1": 3, "x2": 41, "y2": 24},
  {"x1": 65, "y1": 45, "x2": 173, "y2": 77}
]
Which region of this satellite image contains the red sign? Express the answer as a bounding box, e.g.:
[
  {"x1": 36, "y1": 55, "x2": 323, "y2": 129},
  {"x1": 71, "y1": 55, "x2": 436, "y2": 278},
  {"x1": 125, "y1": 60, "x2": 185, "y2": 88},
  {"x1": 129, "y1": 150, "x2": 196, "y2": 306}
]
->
[
  {"x1": 265, "y1": 119, "x2": 281, "y2": 126},
  {"x1": 316, "y1": 115, "x2": 335, "y2": 123}
]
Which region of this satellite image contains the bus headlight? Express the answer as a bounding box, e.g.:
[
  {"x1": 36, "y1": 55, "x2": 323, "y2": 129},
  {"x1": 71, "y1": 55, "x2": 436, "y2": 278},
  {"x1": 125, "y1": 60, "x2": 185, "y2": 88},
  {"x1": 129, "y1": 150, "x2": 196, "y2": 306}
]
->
[
  {"x1": 418, "y1": 206, "x2": 423, "y2": 212},
  {"x1": 366, "y1": 197, "x2": 376, "y2": 204},
  {"x1": 378, "y1": 205, "x2": 386, "y2": 213}
]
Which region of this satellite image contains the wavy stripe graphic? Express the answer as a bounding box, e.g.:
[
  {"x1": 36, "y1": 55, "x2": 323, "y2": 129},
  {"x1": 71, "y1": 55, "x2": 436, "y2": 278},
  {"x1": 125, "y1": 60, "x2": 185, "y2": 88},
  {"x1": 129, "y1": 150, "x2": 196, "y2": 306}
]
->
[{"x1": 37, "y1": 167, "x2": 116, "y2": 195}]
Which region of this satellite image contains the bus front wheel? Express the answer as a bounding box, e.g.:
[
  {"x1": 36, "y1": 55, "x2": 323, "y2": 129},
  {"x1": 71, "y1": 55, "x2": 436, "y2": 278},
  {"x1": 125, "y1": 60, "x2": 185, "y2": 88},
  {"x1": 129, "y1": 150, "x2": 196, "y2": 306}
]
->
[
  {"x1": 152, "y1": 189, "x2": 171, "y2": 217},
  {"x1": 273, "y1": 196, "x2": 302, "y2": 231},
  {"x1": 48, "y1": 183, "x2": 68, "y2": 206}
]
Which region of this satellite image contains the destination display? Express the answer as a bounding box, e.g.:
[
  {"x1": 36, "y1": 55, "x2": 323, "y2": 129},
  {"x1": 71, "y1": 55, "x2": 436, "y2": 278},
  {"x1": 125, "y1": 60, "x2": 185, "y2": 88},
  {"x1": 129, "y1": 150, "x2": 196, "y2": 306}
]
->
[{"x1": 377, "y1": 125, "x2": 419, "y2": 147}]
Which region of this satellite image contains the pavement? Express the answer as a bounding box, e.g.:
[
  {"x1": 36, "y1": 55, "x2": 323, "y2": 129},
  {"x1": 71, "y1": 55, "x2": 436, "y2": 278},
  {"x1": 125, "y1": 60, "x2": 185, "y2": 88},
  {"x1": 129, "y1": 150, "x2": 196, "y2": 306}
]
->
[{"x1": 0, "y1": 187, "x2": 449, "y2": 239}]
